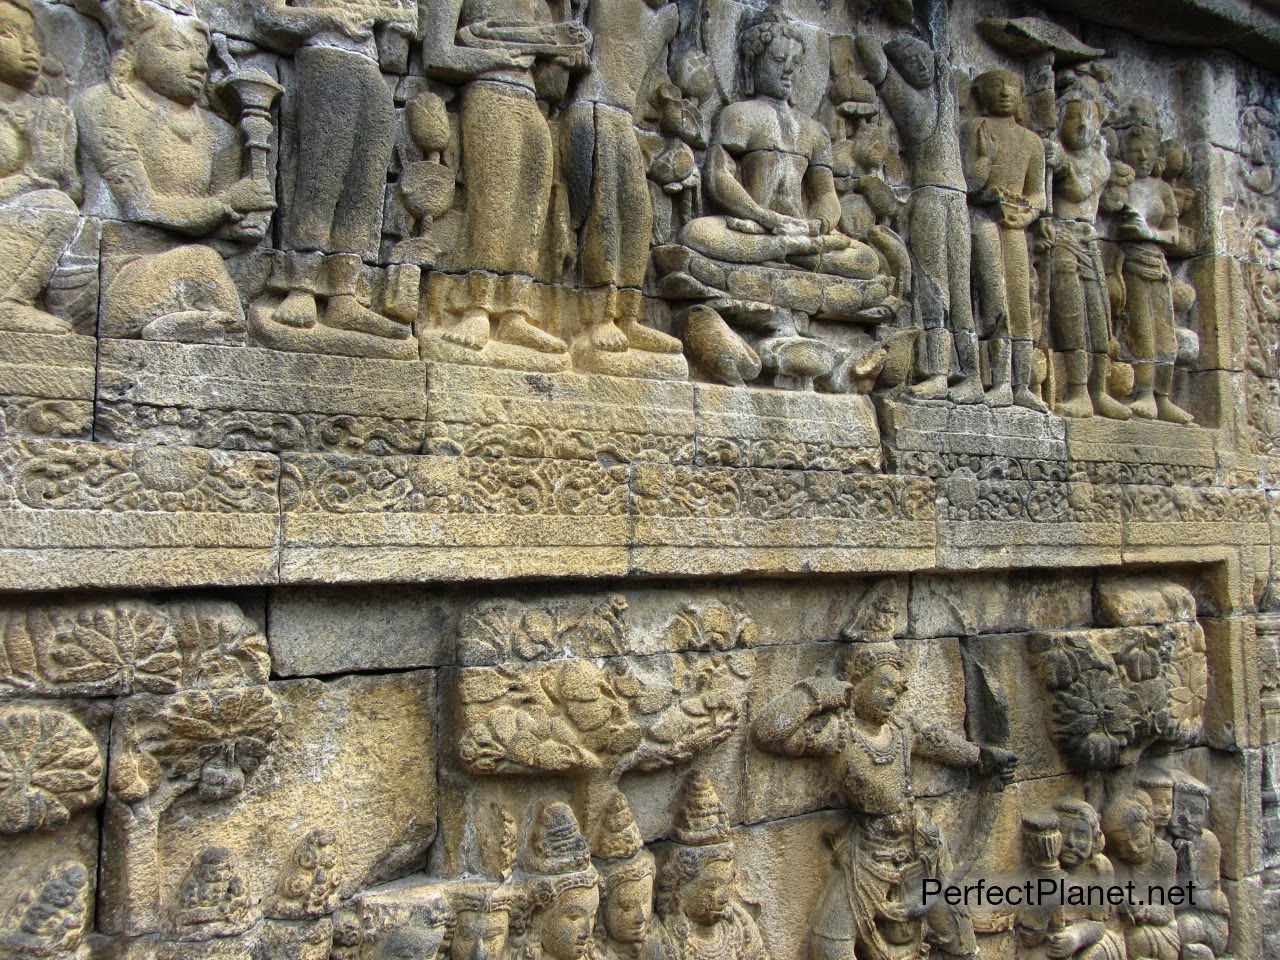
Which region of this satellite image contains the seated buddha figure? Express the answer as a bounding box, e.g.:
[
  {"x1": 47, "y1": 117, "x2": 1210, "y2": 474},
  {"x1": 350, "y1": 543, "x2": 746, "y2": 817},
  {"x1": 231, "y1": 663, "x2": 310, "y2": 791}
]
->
[{"x1": 679, "y1": 10, "x2": 879, "y2": 281}]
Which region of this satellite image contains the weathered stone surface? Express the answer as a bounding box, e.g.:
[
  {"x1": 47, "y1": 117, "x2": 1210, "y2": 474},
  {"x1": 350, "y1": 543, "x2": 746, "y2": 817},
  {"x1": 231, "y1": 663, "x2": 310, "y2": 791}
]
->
[{"x1": 0, "y1": 0, "x2": 1271, "y2": 953}]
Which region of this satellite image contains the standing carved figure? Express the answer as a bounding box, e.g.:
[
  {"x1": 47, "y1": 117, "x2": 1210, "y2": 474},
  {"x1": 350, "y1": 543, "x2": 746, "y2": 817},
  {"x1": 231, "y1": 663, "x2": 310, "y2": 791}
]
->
[
  {"x1": 0, "y1": 0, "x2": 80, "y2": 336},
  {"x1": 1109, "y1": 104, "x2": 1196, "y2": 424},
  {"x1": 961, "y1": 69, "x2": 1047, "y2": 410},
  {"x1": 252, "y1": 0, "x2": 415, "y2": 354},
  {"x1": 1043, "y1": 85, "x2": 1130, "y2": 419},
  {"x1": 425, "y1": 0, "x2": 589, "y2": 356},
  {"x1": 751, "y1": 642, "x2": 1016, "y2": 960},
  {"x1": 562, "y1": 0, "x2": 682, "y2": 358},
  {"x1": 654, "y1": 772, "x2": 770, "y2": 960},
  {"x1": 857, "y1": 35, "x2": 983, "y2": 403},
  {"x1": 77, "y1": 0, "x2": 271, "y2": 344}
]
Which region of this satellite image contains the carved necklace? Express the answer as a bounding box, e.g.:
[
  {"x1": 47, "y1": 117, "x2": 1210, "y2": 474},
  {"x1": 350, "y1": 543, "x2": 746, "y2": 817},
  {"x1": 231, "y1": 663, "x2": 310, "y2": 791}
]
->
[
  {"x1": 679, "y1": 916, "x2": 744, "y2": 960},
  {"x1": 847, "y1": 721, "x2": 897, "y2": 765}
]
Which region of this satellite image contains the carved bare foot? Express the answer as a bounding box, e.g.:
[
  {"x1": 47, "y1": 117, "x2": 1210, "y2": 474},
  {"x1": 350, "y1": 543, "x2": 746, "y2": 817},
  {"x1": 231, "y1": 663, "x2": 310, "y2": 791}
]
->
[
  {"x1": 0, "y1": 302, "x2": 73, "y2": 335},
  {"x1": 909, "y1": 374, "x2": 949, "y2": 401},
  {"x1": 589, "y1": 319, "x2": 629, "y2": 353},
  {"x1": 949, "y1": 375, "x2": 985, "y2": 404},
  {"x1": 1129, "y1": 390, "x2": 1157, "y2": 420},
  {"x1": 326, "y1": 295, "x2": 410, "y2": 340},
  {"x1": 620, "y1": 319, "x2": 682, "y2": 354},
  {"x1": 1014, "y1": 387, "x2": 1049, "y2": 414},
  {"x1": 142, "y1": 311, "x2": 243, "y2": 346},
  {"x1": 1055, "y1": 388, "x2": 1094, "y2": 418},
  {"x1": 442, "y1": 309, "x2": 491, "y2": 350},
  {"x1": 984, "y1": 383, "x2": 1014, "y2": 407},
  {"x1": 1155, "y1": 395, "x2": 1195, "y2": 425},
  {"x1": 1091, "y1": 390, "x2": 1131, "y2": 420},
  {"x1": 495, "y1": 313, "x2": 567, "y2": 353},
  {"x1": 274, "y1": 291, "x2": 319, "y2": 329}
]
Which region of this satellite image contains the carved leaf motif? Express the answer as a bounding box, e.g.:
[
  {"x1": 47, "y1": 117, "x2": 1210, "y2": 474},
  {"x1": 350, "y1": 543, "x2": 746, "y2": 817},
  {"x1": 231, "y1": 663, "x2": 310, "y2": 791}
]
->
[
  {"x1": 132, "y1": 688, "x2": 280, "y2": 802},
  {"x1": 171, "y1": 603, "x2": 271, "y2": 689},
  {"x1": 0, "y1": 707, "x2": 103, "y2": 833},
  {"x1": 53, "y1": 601, "x2": 178, "y2": 692}
]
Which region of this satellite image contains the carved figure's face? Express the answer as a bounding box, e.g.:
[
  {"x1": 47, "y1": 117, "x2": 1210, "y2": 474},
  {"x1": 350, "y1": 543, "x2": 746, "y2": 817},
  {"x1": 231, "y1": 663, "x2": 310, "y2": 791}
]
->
[
  {"x1": 1061, "y1": 100, "x2": 1101, "y2": 151},
  {"x1": 0, "y1": 5, "x2": 40, "y2": 91},
  {"x1": 1125, "y1": 129, "x2": 1160, "y2": 178},
  {"x1": 1143, "y1": 785, "x2": 1173, "y2": 830},
  {"x1": 852, "y1": 665, "x2": 905, "y2": 726},
  {"x1": 135, "y1": 18, "x2": 208, "y2": 107},
  {"x1": 682, "y1": 857, "x2": 734, "y2": 926},
  {"x1": 382, "y1": 926, "x2": 442, "y2": 960},
  {"x1": 1169, "y1": 791, "x2": 1208, "y2": 841},
  {"x1": 889, "y1": 39, "x2": 933, "y2": 89},
  {"x1": 198, "y1": 857, "x2": 233, "y2": 885},
  {"x1": 540, "y1": 886, "x2": 599, "y2": 960},
  {"x1": 602, "y1": 874, "x2": 653, "y2": 944},
  {"x1": 451, "y1": 909, "x2": 509, "y2": 960},
  {"x1": 752, "y1": 35, "x2": 801, "y2": 102},
  {"x1": 977, "y1": 71, "x2": 1022, "y2": 119},
  {"x1": 1109, "y1": 808, "x2": 1154, "y2": 864},
  {"x1": 1057, "y1": 814, "x2": 1095, "y2": 870}
]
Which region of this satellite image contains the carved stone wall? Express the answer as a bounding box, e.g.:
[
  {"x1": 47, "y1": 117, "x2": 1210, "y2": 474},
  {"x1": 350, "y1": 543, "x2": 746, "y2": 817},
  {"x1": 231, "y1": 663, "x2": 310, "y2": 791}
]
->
[{"x1": 0, "y1": 0, "x2": 1276, "y2": 957}]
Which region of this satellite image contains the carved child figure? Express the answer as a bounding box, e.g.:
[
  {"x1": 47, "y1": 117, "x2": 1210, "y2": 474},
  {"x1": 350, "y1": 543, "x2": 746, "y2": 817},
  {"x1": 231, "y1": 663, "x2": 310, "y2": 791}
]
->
[
  {"x1": 1103, "y1": 791, "x2": 1180, "y2": 960},
  {"x1": 751, "y1": 642, "x2": 1016, "y2": 960},
  {"x1": 680, "y1": 10, "x2": 880, "y2": 281},
  {"x1": 1030, "y1": 798, "x2": 1127, "y2": 960},
  {"x1": 961, "y1": 69, "x2": 1048, "y2": 410},
  {"x1": 173, "y1": 846, "x2": 252, "y2": 936},
  {"x1": 858, "y1": 35, "x2": 984, "y2": 402},
  {"x1": 449, "y1": 884, "x2": 515, "y2": 960},
  {"x1": 593, "y1": 791, "x2": 658, "y2": 960},
  {"x1": 654, "y1": 772, "x2": 770, "y2": 960},
  {"x1": 1044, "y1": 86, "x2": 1130, "y2": 419},
  {"x1": 76, "y1": 0, "x2": 271, "y2": 344},
  {"x1": 1168, "y1": 772, "x2": 1230, "y2": 960},
  {"x1": 0, "y1": 0, "x2": 81, "y2": 336},
  {"x1": 1110, "y1": 103, "x2": 1196, "y2": 423},
  {"x1": 514, "y1": 801, "x2": 600, "y2": 960}
]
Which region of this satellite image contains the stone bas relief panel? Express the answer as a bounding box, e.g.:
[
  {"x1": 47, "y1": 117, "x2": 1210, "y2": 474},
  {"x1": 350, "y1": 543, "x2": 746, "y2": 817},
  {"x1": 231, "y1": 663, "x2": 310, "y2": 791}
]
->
[
  {"x1": 0, "y1": 0, "x2": 1260, "y2": 461},
  {"x1": 0, "y1": 572, "x2": 1265, "y2": 959}
]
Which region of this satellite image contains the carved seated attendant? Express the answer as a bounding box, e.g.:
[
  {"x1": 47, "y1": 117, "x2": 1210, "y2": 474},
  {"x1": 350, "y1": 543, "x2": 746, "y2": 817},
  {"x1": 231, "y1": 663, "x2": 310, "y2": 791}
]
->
[
  {"x1": 173, "y1": 846, "x2": 253, "y2": 939},
  {"x1": 76, "y1": 0, "x2": 274, "y2": 345},
  {"x1": 593, "y1": 790, "x2": 658, "y2": 960},
  {"x1": 0, "y1": 0, "x2": 82, "y2": 336},
  {"x1": 514, "y1": 801, "x2": 600, "y2": 960},
  {"x1": 656, "y1": 11, "x2": 899, "y2": 390},
  {"x1": 654, "y1": 772, "x2": 770, "y2": 960},
  {"x1": 1169, "y1": 772, "x2": 1230, "y2": 960},
  {"x1": 1104, "y1": 791, "x2": 1180, "y2": 960}
]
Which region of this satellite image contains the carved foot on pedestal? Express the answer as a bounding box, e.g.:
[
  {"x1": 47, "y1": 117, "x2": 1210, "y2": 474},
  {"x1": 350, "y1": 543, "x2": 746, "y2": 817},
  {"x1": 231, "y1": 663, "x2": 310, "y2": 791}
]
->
[
  {"x1": 327, "y1": 295, "x2": 411, "y2": 341},
  {"x1": 0, "y1": 302, "x2": 74, "y2": 335},
  {"x1": 1156, "y1": 396, "x2": 1195, "y2": 425},
  {"x1": 495, "y1": 313, "x2": 567, "y2": 354},
  {"x1": 442, "y1": 310, "x2": 491, "y2": 351},
  {"x1": 141, "y1": 310, "x2": 245, "y2": 346},
  {"x1": 949, "y1": 375, "x2": 985, "y2": 404},
  {"x1": 620, "y1": 319, "x2": 682, "y2": 354},
  {"x1": 588, "y1": 319, "x2": 630, "y2": 353},
  {"x1": 680, "y1": 305, "x2": 762, "y2": 386},
  {"x1": 984, "y1": 383, "x2": 1013, "y2": 407},
  {"x1": 1014, "y1": 388, "x2": 1050, "y2": 414},
  {"x1": 273, "y1": 290, "x2": 319, "y2": 330}
]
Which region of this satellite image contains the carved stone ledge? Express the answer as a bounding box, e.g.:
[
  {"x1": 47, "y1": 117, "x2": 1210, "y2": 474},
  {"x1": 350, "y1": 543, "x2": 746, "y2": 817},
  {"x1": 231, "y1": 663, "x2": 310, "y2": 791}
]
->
[
  {"x1": 0, "y1": 439, "x2": 281, "y2": 591},
  {"x1": 0, "y1": 331, "x2": 96, "y2": 442},
  {"x1": 97, "y1": 341, "x2": 429, "y2": 455}
]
